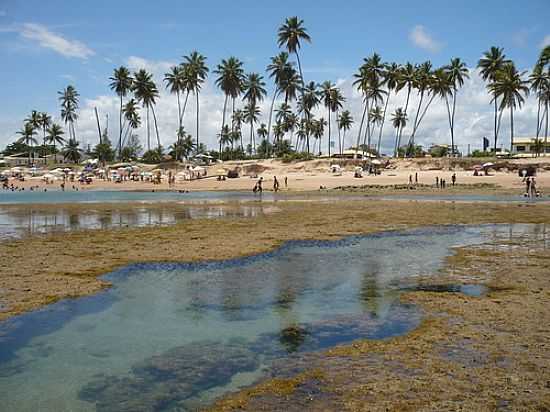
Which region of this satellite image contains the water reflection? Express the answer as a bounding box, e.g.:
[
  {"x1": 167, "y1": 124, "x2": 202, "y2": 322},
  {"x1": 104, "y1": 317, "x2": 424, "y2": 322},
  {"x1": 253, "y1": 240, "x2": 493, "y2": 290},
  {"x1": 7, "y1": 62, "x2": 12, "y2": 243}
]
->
[
  {"x1": 0, "y1": 224, "x2": 547, "y2": 411},
  {"x1": 0, "y1": 204, "x2": 266, "y2": 240}
]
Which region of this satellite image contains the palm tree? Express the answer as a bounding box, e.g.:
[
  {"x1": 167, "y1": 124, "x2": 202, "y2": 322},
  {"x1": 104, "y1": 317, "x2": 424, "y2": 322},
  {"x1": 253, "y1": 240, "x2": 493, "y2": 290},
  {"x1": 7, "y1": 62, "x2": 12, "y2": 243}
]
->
[
  {"x1": 257, "y1": 123, "x2": 269, "y2": 155},
  {"x1": 217, "y1": 125, "x2": 232, "y2": 153},
  {"x1": 391, "y1": 108, "x2": 407, "y2": 156},
  {"x1": 368, "y1": 106, "x2": 383, "y2": 152},
  {"x1": 214, "y1": 57, "x2": 245, "y2": 146},
  {"x1": 277, "y1": 16, "x2": 311, "y2": 96},
  {"x1": 266, "y1": 52, "x2": 295, "y2": 146},
  {"x1": 297, "y1": 81, "x2": 320, "y2": 153},
  {"x1": 121, "y1": 99, "x2": 141, "y2": 149},
  {"x1": 231, "y1": 109, "x2": 245, "y2": 152},
  {"x1": 443, "y1": 58, "x2": 469, "y2": 156},
  {"x1": 529, "y1": 66, "x2": 549, "y2": 151},
  {"x1": 24, "y1": 110, "x2": 41, "y2": 163},
  {"x1": 321, "y1": 81, "x2": 336, "y2": 156},
  {"x1": 133, "y1": 69, "x2": 160, "y2": 151},
  {"x1": 164, "y1": 65, "x2": 186, "y2": 134},
  {"x1": 337, "y1": 110, "x2": 353, "y2": 155},
  {"x1": 37, "y1": 112, "x2": 51, "y2": 158},
  {"x1": 406, "y1": 61, "x2": 433, "y2": 151},
  {"x1": 489, "y1": 63, "x2": 529, "y2": 153},
  {"x1": 183, "y1": 51, "x2": 209, "y2": 151},
  {"x1": 243, "y1": 102, "x2": 261, "y2": 153},
  {"x1": 377, "y1": 63, "x2": 400, "y2": 154},
  {"x1": 58, "y1": 85, "x2": 79, "y2": 143},
  {"x1": 243, "y1": 72, "x2": 267, "y2": 153},
  {"x1": 394, "y1": 62, "x2": 415, "y2": 155},
  {"x1": 17, "y1": 122, "x2": 37, "y2": 165},
  {"x1": 478, "y1": 47, "x2": 511, "y2": 154},
  {"x1": 62, "y1": 139, "x2": 81, "y2": 164},
  {"x1": 110, "y1": 66, "x2": 133, "y2": 157},
  {"x1": 275, "y1": 102, "x2": 292, "y2": 132},
  {"x1": 46, "y1": 123, "x2": 65, "y2": 163}
]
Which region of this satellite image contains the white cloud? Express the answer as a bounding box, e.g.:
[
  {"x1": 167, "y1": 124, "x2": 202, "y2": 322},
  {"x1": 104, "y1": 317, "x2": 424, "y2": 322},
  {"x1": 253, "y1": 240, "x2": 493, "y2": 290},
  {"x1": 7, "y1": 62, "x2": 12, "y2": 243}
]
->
[
  {"x1": 18, "y1": 23, "x2": 95, "y2": 59},
  {"x1": 409, "y1": 25, "x2": 442, "y2": 53},
  {"x1": 541, "y1": 35, "x2": 550, "y2": 49},
  {"x1": 126, "y1": 56, "x2": 175, "y2": 73}
]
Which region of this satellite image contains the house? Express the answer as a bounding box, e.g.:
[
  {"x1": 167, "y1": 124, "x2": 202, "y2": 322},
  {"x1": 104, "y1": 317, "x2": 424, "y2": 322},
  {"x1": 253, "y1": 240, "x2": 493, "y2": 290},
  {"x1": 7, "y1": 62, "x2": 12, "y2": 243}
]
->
[
  {"x1": 511, "y1": 137, "x2": 550, "y2": 157},
  {"x1": 331, "y1": 149, "x2": 377, "y2": 159}
]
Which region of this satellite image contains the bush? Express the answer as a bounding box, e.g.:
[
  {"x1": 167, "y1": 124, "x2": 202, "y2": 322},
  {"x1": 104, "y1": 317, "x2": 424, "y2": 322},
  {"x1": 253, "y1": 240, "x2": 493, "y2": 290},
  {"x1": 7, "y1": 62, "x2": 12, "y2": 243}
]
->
[{"x1": 281, "y1": 152, "x2": 314, "y2": 163}]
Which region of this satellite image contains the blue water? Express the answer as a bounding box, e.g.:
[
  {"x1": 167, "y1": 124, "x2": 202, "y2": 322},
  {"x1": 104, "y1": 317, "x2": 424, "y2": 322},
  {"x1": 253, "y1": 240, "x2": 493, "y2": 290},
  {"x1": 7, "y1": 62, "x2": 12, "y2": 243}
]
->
[{"x1": 0, "y1": 224, "x2": 544, "y2": 411}]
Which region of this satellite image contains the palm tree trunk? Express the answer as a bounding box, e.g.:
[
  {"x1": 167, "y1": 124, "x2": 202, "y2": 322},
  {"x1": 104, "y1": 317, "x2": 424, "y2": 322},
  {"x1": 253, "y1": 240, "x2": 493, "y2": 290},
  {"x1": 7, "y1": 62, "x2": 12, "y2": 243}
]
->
[
  {"x1": 196, "y1": 92, "x2": 200, "y2": 152},
  {"x1": 176, "y1": 89, "x2": 182, "y2": 130},
  {"x1": 545, "y1": 102, "x2": 549, "y2": 156},
  {"x1": 342, "y1": 129, "x2": 346, "y2": 155},
  {"x1": 410, "y1": 93, "x2": 436, "y2": 145},
  {"x1": 220, "y1": 94, "x2": 228, "y2": 154},
  {"x1": 408, "y1": 91, "x2": 424, "y2": 154},
  {"x1": 493, "y1": 97, "x2": 498, "y2": 155},
  {"x1": 267, "y1": 90, "x2": 278, "y2": 154},
  {"x1": 53, "y1": 141, "x2": 56, "y2": 163},
  {"x1": 377, "y1": 91, "x2": 391, "y2": 154},
  {"x1": 327, "y1": 108, "x2": 331, "y2": 157},
  {"x1": 146, "y1": 106, "x2": 150, "y2": 151},
  {"x1": 451, "y1": 87, "x2": 457, "y2": 156},
  {"x1": 510, "y1": 105, "x2": 514, "y2": 154},
  {"x1": 336, "y1": 109, "x2": 342, "y2": 156},
  {"x1": 119, "y1": 94, "x2": 123, "y2": 158},
  {"x1": 396, "y1": 86, "x2": 412, "y2": 157},
  {"x1": 294, "y1": 51, "x2": 308, "y2": 153},
  {"x1": 355, "y1": 99, "x2": 367, "y2": 159},
  {"x1": 250, "y1": 119, "x2": 254, "y2": 154},
  {"x1": 444, "y1": 94, "x2": 453, "y2": 154},
  {"x1": 363, "y1": 100, "x2": 371, "y2": 158},
  {"x1": 179, "y1": 91, "x2": 190, "y2": 126},
  {"x1": 151, "y1": 105, "x2": 161, "y2": 150}
]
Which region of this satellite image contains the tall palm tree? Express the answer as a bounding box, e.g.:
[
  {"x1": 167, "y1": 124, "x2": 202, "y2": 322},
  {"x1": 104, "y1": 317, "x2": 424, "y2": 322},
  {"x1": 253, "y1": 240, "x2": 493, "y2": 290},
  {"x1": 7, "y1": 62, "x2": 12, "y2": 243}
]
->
[
  {"x1": 275, "y1": 102, "x2": 292, "y2": 130},
  {"x1": 298, "y1": 81, "x2": 320, "y2": 153},
  {"x1": 17, "y1": 122, "x2": 37, "y2": 165},
  {"x1": 529, "y1": 66, "x2": 549, "y2": 152},
  {"x1": 164, "y1": 65, "x2": 186, "y2": 134},
  {"x1": 58, "y1": 85, "x2": 80, "y2": 143},
  {"x1": 478, "y1": 47, "x2": 511, "y2": 154},
  {"x1": 337, "y1": 110, "x2": 353, "y2": 155},
  {"x1": 489, "y1": 63, "x2": 529, "y2": 153},
  {"x1": 110, "y1": 66, "x2": 133, "y2": 157},
  {"x1": 321, "y1": 81, "x2": 336, "y2": 156},
  {"x1": 377, "y1": 63, "x2": 400, "y2": 154},
  {"x1": 391, "y1": 108, "x2": 407, "y2": 156},
  {"x1": 37, "y1": 112, "x2": 51, "y2": 159},
  {"x1": 266, "y1": 52, "x2": 295, "y2": 146},
  {"x1": 368, "y1": 106, "x2": 383, "y2": 152},
  {"x1": 257, "y1": 123, "x2": 269, "y2": 153},
  {"x1": 214, "y1": 57, "x2": 245, "y2": 146},
  {"x1": 394, "y1": 62, "x2": 415, "y2": 155},
  {"x1": 133, "y1": 69, "x2": 160, "y2": 151},
  {"x1": 183, "y1": 51, "x2": 209, "y2": 151},
  {"x1": 217, "y1": 125, "x2": 232, "y2": 153},
  {"x1": 243, "y1": 102, "x2": 261, "y2": 153},
  {"x1": 24, "y1": 110, "x2": 41, "y2": 163},
  {"x1": 243, "y1": 72, "x2": 267, "y2": 153},
  {"x1": 406, "y1": 61, "x2": 433, "y2": 151},
  {"x1": 444, "y1": 58, "x2": 469, "y2": 156},
  {"x1": 46, "y1": 123, "x2": 65, "y2": 163}
]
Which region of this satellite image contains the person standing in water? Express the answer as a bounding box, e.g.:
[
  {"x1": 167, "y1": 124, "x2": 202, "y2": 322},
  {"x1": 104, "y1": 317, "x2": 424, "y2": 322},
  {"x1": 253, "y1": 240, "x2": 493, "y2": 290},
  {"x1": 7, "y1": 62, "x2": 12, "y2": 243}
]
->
[
  {"x1": 284, "y1": 176, "x2": 288, "y2": 189},
  {"x1": 273, "y1": 176, "x2": 279, "y2": 192},
  {"x1": 451, "y1": 173, "x2": 456, "y2": 186}
]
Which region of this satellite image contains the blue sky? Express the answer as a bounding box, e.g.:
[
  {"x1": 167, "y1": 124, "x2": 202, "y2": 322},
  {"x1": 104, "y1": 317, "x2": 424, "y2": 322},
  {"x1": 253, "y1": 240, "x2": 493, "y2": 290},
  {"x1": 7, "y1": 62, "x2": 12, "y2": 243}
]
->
[{"x1": 0, "y1": 0, "x2": 549, "y2": 152}]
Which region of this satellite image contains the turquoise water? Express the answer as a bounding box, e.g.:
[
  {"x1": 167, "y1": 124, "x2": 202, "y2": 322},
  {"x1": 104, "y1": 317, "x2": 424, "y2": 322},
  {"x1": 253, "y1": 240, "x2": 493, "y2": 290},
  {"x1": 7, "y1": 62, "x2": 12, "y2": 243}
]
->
[{"x1": 0, "y1": 224, "x2": 545, "y2": 411}]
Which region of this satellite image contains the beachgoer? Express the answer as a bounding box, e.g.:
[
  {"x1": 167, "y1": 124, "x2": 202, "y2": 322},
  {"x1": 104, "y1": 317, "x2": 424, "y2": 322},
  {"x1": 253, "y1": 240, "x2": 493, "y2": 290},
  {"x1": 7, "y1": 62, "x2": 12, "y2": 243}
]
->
[
  {"x1": 409, "y1": 175, "x2": 413, "y2": 185},
  {"x1": 435, "y1": 176, "x2": 439, "y2": 188},
  {"x1": 273, "y1": 176, "x2": 279, "y2": 192},
  {"x1": 284, "y1": 176, "x2": 288, "y2": 188},
  {"x1": 415, "y1": 172, "x2": 418, "y2": 184},
  {"x1": 530, "y1": 177, "x2": 537, "y2": 198},
  {"x1": 451, "y1": 173, "x2": 456, "y2": 186},
  {"x1": 526, "y1": 177, "x2": 531, "y2": 197}
]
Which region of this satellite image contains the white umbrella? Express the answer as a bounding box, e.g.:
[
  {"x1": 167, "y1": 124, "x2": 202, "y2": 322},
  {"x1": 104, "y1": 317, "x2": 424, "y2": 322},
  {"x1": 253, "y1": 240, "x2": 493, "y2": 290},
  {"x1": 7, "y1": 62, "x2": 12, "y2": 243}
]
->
[
  {"x1": 482, "y1": 162, "x2": 495, "y2": 168},
  {"x1": 371, "y1": 159, "x2": 382, "y2": 165}
]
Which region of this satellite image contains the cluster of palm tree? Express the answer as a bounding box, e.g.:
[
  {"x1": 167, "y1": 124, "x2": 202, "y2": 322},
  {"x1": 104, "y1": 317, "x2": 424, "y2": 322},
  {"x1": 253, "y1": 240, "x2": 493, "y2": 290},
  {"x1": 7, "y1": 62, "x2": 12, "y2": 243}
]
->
[
  {"x1": 16, "y1": 110, "x2": 66, "y2": 164},
  {"x1": 10, "y1": 18, "x2": 550, "y2": 164}
]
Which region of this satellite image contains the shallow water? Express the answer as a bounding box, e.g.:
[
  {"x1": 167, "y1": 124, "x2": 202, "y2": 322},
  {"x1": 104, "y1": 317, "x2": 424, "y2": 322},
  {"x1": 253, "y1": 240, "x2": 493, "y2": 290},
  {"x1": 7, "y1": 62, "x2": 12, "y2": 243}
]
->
[
  {"x1": 0, "y1": 224, "x2": 546, "y2": 411},
  {"x1": 0, "y1": 204, "x2": 267, "y2": 240}
]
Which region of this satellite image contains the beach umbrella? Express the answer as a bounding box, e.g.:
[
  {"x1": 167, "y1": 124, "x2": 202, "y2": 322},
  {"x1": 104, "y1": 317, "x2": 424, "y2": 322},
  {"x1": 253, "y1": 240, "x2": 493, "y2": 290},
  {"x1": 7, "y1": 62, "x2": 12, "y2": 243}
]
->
[
  {"x1": 472, "y1": 165, "x2": 483, "y2": 170},
  {"x1": 482, "y1": 162, "x2": 495, "y2": 168},
  {"x1": 371, "y1": 159, "x2": 382, "y2": 165}
]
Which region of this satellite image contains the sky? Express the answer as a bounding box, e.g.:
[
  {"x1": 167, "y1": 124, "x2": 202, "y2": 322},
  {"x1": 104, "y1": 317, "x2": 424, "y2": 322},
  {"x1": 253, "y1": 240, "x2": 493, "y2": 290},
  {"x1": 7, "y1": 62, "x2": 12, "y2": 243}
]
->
[{"x1": 0, "y1": 0, "x2": 549, "y2": 154}]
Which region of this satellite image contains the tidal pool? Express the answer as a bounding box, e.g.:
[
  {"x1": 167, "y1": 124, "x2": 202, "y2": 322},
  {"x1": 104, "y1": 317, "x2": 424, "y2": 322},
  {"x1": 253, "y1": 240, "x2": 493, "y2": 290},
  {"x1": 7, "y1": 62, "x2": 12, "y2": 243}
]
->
[{"x1": 0, "y1": 224, "x2": 545, "y2": 411}]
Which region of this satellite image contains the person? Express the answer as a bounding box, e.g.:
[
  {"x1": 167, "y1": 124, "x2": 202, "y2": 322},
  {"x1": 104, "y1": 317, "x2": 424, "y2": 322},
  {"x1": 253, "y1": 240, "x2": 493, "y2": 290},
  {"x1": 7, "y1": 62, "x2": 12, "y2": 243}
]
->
[
  {"x1": 284, "y1": 176, "x2": 288, "y2": 188},
  {"x1": 526, "y1": 177, "x2": 532, "y2": 197},
  {"x1": 253, "y1": 177, "x2": 263, "y2": 193},
  {"x1": 530, "y1": 177, "x2": 537, "y2": 198},
  {"x1": 451, "y1": 173, "x2": 456, "y2": 186},
  {"x1": 273, "y1": 176, "x2": 279, "y2": 192},
  {"x1": 435, "y1": 176, "x2": 439, "y2": 189},
  {"x1": 415, "y1": 172, "x2": 418, "y2": 185},
  {"x1": 409, "y1": 174, "x2": 413, "y2": 185}
]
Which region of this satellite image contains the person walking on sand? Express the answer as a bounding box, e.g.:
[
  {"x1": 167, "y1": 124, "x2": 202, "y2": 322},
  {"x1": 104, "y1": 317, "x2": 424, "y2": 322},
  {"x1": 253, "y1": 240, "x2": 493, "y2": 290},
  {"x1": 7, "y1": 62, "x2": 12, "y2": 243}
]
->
[
  {"x1": 526, "y1": 177, "x2": 531, "y2": 197},
  {"x1": 273, "y1": 176, "x2": 279, "y2": 192},
  {"x1": 451, "y1": 173, "x2": 456, "y2": 186},
  {"x1": 415, "y1": 172, "x2": 418, "y2": 185},
  {"x1": 253, "y1": 177, "x2": 263, "y2": 194},
  {"x1": 435, "y1": 176, "x2": 439, "y2": 189},
  {"x1": 530, "y1": 177, "x2": 537, "y2": 198}
]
